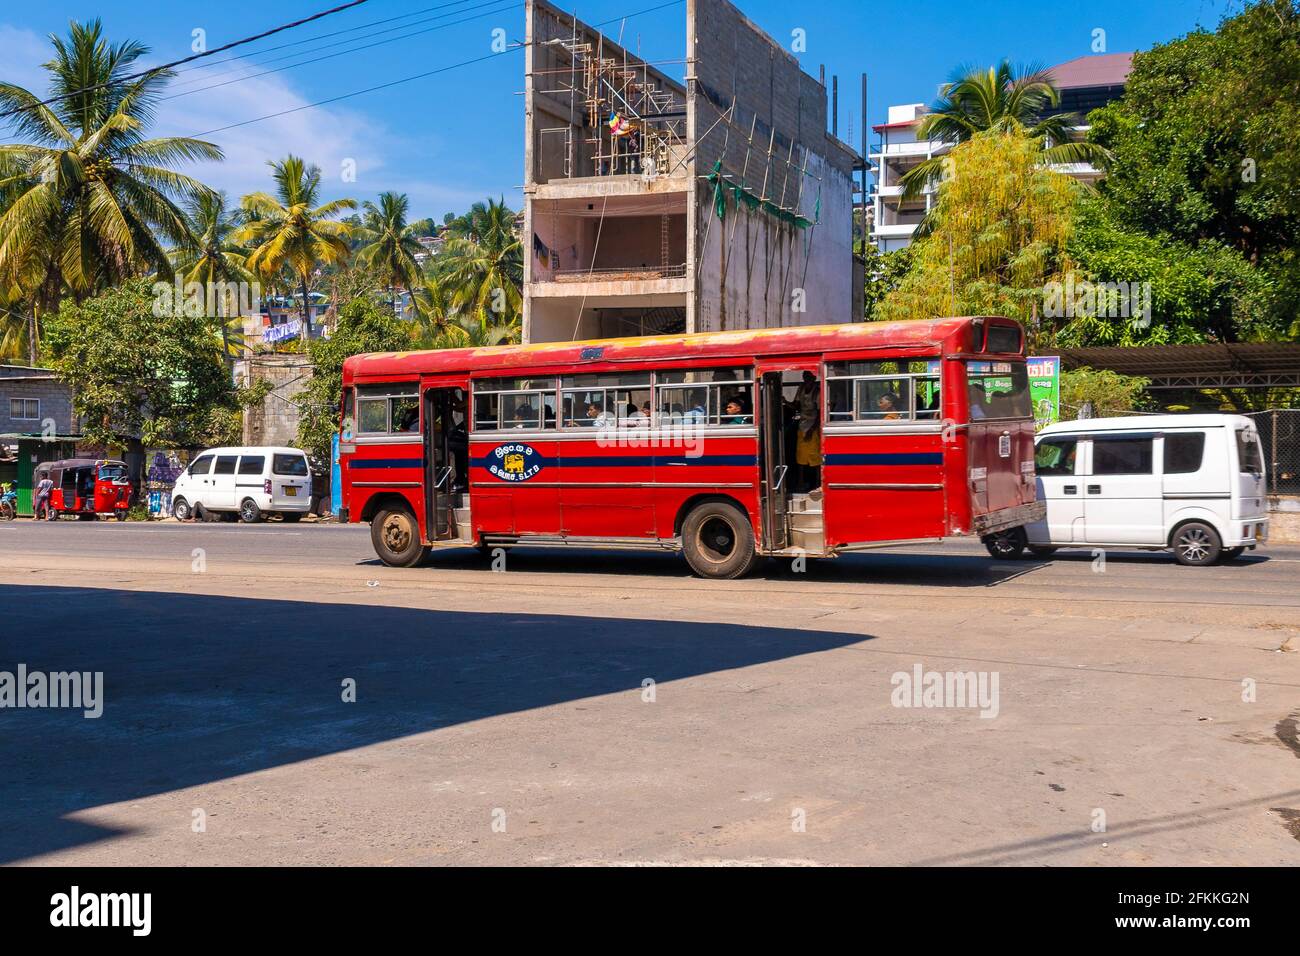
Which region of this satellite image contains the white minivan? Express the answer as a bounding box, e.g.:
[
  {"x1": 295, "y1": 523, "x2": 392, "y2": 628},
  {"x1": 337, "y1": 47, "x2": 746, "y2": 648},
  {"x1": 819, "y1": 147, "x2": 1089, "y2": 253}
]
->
[
  {"x1": 171, "y1": 446, "x2": 313, "y2": 523},
  {"x1": 984, "y1": 415, "x2": 1268, "y2": 565}
]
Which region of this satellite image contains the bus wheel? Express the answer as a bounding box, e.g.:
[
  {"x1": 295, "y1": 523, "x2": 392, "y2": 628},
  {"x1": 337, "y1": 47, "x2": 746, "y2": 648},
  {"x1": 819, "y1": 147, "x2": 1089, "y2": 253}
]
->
[
  {"x1": 372, "y1": 508, "x2": 429, "y2": 568},
  {"x1": 682, "y1": 501, "x2": 758, "y2": 579},
  {"x1": 983, "y1": 527, "x2": 1027, "y2": 560},
  {"x1": 1172, "y1": 522, "x2": 1221, "y2": 566}
]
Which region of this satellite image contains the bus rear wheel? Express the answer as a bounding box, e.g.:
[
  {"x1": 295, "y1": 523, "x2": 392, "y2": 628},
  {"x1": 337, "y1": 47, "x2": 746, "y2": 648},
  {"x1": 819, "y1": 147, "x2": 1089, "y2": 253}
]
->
[
  {"x1": 681, "y1": 501, "x2": 758, "y2": 579},
  {"x1": 371, "y1": 508, "x2": 429, "y2": 568},
  {"x1": 983, "y1": 527, "x2": 1027, "y2": 560}
]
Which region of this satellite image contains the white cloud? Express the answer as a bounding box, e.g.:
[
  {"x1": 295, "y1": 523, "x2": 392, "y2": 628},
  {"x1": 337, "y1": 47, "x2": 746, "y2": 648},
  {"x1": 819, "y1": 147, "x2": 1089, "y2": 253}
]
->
[{"x1": 0, "y1": 23, "x2": 481, "y2": 214}]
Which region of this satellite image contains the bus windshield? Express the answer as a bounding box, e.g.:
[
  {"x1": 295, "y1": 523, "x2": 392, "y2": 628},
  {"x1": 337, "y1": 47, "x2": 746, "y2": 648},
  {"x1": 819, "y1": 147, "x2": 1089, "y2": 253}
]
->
[{"x1": 966, "y1": 361, "x2": 1031, "y2": 421}]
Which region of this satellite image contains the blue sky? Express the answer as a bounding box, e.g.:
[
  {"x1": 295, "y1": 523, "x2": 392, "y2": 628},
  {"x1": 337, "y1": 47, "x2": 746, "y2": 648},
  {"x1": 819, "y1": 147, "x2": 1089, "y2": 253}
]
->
[{"x1": 0, "y1": 0, "x2": 1245, "y2": 220}]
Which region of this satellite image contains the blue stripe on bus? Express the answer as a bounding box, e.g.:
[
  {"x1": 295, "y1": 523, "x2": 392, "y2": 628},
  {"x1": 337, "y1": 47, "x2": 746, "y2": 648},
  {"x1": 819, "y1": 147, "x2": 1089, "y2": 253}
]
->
[
  {"x1": 824, "y1": 452, "x2": 943, "y2": 466},
  {"x1": 350, "y1": 458, "x2": 424, "y2": 469},
  {"x1": 470, "y1": 454, "x2": 756, "y2": 469}
]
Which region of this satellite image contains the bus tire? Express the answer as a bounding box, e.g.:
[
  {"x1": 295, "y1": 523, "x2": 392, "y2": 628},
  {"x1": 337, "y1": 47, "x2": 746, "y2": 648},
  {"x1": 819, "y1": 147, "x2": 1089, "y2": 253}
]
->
[
  {"x1": 1171, "y1": 521, "x2": 1221, "y2": 567},
  {"x1": 371, "y1": 507, "x2": 429, "y2": 568},
  {"x1": 172, "y1": 497, "x2": 192, "y2": 521},
  {"x1": 1027, "y1": 545, "x2": 1057, "y2": 558},
  {"x1": 681, "y1": 501, "x2": 758, "y2": 579},
  {"x1": 238, "y1": 498, "x2": 263, "y2": 524},
  {"x1": 983, "y1": 527, "x2": 1026, "y2": 560}
]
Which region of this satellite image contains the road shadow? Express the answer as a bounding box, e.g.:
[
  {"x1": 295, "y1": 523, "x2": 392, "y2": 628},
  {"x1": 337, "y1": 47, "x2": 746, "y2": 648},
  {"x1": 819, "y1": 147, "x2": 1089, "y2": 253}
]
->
[
  {"x1": 0, "y1": 584, "x2": 868, "y2": 864},
  {"x1": 370, "y1": 546, "x2": 1043, "y2": 588}
]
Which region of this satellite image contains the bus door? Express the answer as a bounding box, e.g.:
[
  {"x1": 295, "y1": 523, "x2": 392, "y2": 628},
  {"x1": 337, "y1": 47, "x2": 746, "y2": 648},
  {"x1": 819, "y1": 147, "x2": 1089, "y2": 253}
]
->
[
  {"x1": 422, "y1": 381, "x2": 468, "y2": 541},
  {"x1": 759, "y1": 371, "x2": 790, "y2": 551}
]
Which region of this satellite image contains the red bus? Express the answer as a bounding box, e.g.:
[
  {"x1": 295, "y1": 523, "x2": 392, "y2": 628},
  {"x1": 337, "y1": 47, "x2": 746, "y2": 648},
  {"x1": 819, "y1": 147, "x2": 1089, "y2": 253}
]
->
[{"x1": 339, "y1": 316, "x2": 1044, "y2": 577}]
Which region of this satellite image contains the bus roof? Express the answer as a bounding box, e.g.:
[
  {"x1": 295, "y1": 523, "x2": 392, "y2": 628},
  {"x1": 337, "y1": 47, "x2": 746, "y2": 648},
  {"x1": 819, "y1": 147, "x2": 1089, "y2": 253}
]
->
[{"x1": 345, "y1": 316, "x2": 1018, "y2": 382}]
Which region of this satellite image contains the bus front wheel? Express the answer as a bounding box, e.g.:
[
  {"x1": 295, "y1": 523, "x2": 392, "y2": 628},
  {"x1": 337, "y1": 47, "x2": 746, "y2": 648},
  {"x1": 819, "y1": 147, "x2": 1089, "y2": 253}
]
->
[
  {"x1": 371, "y1": 508, "x2": 429, "y2": 568},
  {"x1": 681, "y1": 501, "x2": 758, "y2": 579}
]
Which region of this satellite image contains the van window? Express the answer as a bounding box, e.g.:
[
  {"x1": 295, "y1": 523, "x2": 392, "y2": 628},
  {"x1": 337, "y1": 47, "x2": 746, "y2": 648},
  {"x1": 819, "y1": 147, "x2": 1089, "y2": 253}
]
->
[
  {"x1": 237, "y1": 456, "x2": 266, "y2": 475},
  {"x1": 214, "y1": 456, "x2": 238, "y2": 476},
  {"x1": 1092, "y1": 435, "x2": 1153, "y2": 475},
  {"x1": 1035, "y1": 437, "x2": 1078, "y2": 476},
  {"x1": 189, "y1": 455, "x2": 213, "y2": 476},
  {"x1": 1163, "y1": 433, "x2": 1205, "y2": 475},
  {"x1": 273, "y1": 454, "x2": 309, "y2": 477},
  {"x1": 1236, "y1": 429, "x2": 1263, "y2": 475}
]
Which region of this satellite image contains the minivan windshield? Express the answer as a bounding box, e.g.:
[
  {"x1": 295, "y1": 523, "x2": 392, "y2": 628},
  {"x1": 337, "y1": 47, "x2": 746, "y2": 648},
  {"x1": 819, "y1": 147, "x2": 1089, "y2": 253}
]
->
[{"x1": 966, "y1": 361, "x2": 1031, "y2": 420}]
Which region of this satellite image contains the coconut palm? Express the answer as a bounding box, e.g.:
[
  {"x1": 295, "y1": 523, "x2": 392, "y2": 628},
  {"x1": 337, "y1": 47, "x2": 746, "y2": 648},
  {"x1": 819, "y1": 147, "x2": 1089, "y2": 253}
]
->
[
  {"x1": 421, "y1": 313, "x2": 521, "y2": 350},
  {"x1": 234, "y1": 155, "x2": 356, "y2": 335},
  {"x1": 170, "y1": 190, "x2": 253, "y2": 361},
  {"x1": 0, "y1": 20, "x2": 222, "y2": 326},
  {"x1": 434, "y1": 197, "x2": 522, "y2": 323},
  {"x1": 355, "y1": 191, "x2": 423, "y2": 314},
  {"x1": 898, "y1": 61, "x2": 1111, "y2": 201},
  {"x1": 409, "y1": 268, "x2": 459, "y2": 342}
]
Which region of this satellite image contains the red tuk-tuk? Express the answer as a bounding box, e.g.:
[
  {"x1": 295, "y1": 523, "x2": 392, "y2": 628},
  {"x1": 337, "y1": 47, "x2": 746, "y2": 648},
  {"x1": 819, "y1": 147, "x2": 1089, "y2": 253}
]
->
[{"x1": 35, "y1": 458, "x2": 133, "y2": 521}]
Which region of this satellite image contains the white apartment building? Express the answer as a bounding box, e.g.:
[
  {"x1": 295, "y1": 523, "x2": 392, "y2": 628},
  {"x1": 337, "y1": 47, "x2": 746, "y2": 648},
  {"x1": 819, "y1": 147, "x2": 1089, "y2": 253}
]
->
[{"x1": 868, "y1": 53, "x2": 1133, "y2": 253}]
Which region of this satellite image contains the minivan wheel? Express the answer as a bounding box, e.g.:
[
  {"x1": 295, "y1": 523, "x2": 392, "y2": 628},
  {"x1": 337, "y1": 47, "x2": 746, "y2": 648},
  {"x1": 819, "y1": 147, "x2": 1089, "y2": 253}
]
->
[
  {"x1": 239, "y1": 498, "x2": 263, "y2": 524},
  {"x1": 681, "y1": 501, "x2": 758, "y2": 579},
  {"x1": 983, "y1": 527, "x2": 1027, "y2": 560},
  {"x1": 172, "y1": 497, "x2": 192, "y2": 521},
  {"x1": 1172, "y1": 522, "x2": 1221, "y2": 567},
  {"x1": 371, "y1": 508, "x2": 429, "y2": 568}
]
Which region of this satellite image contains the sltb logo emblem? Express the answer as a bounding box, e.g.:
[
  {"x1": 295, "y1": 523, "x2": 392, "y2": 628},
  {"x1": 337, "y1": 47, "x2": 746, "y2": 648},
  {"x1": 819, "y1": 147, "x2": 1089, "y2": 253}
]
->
[{"x1": 489, "y1": 443, "x2": 543, "y2": 482}]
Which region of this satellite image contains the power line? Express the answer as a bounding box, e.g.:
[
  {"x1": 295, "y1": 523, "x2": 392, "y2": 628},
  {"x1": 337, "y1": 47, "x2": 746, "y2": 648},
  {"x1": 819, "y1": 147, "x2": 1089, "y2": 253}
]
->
[
  {"x1": 161, "y1": 2, "x2": 523, "y2": 104},
  {"x1": 0, "y1": 0, "x2": 372, "y2": 120}
]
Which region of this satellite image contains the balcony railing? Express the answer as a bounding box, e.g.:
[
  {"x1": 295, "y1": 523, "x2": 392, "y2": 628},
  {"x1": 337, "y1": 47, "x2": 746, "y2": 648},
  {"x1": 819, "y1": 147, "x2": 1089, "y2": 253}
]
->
[{"x1": 545, "y1": 263, "x2": 687, "y2": 282}]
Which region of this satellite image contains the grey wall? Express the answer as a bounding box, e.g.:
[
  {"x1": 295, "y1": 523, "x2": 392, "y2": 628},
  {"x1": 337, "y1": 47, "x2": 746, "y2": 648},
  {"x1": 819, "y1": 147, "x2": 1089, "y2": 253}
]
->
[{"x1": 0, "y1": 369, "x2": 75, "y2": 434}]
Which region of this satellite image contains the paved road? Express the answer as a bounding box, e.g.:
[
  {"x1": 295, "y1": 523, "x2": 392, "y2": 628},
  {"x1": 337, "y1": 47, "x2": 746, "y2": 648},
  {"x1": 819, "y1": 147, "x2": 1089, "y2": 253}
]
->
[{"x1": 2, "y1": 518, "x2": 1298, "y2": 866}]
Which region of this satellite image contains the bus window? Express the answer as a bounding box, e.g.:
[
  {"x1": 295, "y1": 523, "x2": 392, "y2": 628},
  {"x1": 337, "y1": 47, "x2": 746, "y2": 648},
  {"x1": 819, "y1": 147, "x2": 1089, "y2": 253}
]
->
[
  {"x1": 966, "y1": 362, "x2": 1030, "y2": 420},
  {"x1": 356, "y1": 386, "x2": 418, "y2": 434},
  {"x1": 655, "y1": 367, "x2": 753, "y2": 427},
  {"x1": 473, "y1": 377, "x2": 557, "y2": 431},
  {"x1": 825, "y1": 360, "x2": 938, "y2": 424},
  {"x1": 561, "y1": 373, "x2": 652, "y2": 428}
]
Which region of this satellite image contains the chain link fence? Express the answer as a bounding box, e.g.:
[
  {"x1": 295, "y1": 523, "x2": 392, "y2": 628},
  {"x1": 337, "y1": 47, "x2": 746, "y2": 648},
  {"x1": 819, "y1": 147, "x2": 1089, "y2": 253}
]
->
[{"x1": 1247, "y1": 410, "x2": 1300, "y2": 496}]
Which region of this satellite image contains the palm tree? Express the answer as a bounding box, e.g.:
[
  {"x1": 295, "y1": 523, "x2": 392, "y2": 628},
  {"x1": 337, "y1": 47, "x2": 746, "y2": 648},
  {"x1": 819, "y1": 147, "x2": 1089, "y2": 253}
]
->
[
  {"x1": 171, "y1": 190, "x2": 253, "y2": 362},
  {"x1": 420, "y1": 313, "x2": 521, "y2": 350},
  {"x1": 234, "y1": 155, "x2": 356, "y2": 336},
  {"x1": 0, "y1": 20, "x2": 222, "y2": 328},
  {"x1": 898, "y1": 61, "x2": 1110, "y2": 201},
  {"x1": 409, "y1": 268, "x2": 458, "y2": 342},
  {"x1": 433, "y1": 197, "x2": 522, "y2": 323},
  {"x1": 355, "y1": 191, "x2": 423, "y2": 314}
]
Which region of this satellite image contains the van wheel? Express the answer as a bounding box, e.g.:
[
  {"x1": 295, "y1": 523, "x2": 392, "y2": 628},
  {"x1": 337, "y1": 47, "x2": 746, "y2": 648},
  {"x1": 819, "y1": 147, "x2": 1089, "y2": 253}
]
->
[
  {"x1": 1220, "y1": 546, "x2": 1245, "y2": 562},
  {"x1": 172, "y1": 498, "x2": 192, "y2": 521},
  {"x1": 983, "y1": 527, "x2": 1027, "y2": 559},
  {"x1": 1027, "y1": 545, "x2": 1057, "y2": 558},
  {"x1": 239, "y1": 499, "x2": 263, "y2": 524},
  {"x1": 1172, "y1": 522, "x2": 1221, "y2": 566},
  {"x1": 372, "y1": 508, "x2": 429, "y2": 568},
  {"x1": 681, "y1": 501, "x2": 758, "y2": 579}
]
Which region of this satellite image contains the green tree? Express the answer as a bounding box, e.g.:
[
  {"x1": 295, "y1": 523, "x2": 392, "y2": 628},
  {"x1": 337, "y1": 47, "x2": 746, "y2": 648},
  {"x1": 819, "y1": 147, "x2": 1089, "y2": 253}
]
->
[
  {"x1": 355, "y1": 191, "x2": 423, "y2": 313},
  {"x1": 1059, "y1": 367, "x2": 1151, "y2": 419},
  {"x1": 294, "y1": 297, "x2": 413, "y2": 462},
  {"x1": 862, "y1": 245, "x2": 914, "y2": 321},
  {"x1": 235, "y1": 155, "x2": 356, "y2": 336},
  {"x1": 435, "y1": 197, "x2": 522, "y2": 323},
  {"x1": 1085, "y1": 0, "x2": 1300, "y2": 340},
  {"x1": 42, "y1": 278, "x2": 238, "y2": 457},
  {"x1": 170, "y1": 190, "x2": 254, "y2": 362},
  {"x1": 877, "y1": 130, "x2": 1082, "y2": 346},
  {"x1": 0, "y1": 20, "x2": 221, "y2": 345},
  {"x1": 899, "y1": 61, "x2": 1109, "y2": 201}
]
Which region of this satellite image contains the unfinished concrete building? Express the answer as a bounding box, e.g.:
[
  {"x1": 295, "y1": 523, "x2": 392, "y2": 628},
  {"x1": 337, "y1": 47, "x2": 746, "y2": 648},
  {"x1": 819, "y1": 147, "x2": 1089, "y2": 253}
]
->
[{"x1": 523, "y1": 0, "x2": 862, "y2": 343}]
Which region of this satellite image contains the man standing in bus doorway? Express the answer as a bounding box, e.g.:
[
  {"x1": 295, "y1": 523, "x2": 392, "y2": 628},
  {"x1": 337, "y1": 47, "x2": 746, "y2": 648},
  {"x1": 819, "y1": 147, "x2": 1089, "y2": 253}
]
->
[
  {"x1": 794, "y1": 371, "x2": 822, "y2": 494},
  {"x1": 33, "y1": 473, "x2": 54, "y2": 520}
]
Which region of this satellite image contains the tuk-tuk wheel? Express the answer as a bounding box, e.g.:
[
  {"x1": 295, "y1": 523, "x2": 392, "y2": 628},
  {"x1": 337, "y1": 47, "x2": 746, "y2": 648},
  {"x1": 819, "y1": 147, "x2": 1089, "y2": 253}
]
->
[{"x1": 115, "y1": 509, "x2": 128, "y2": 522}]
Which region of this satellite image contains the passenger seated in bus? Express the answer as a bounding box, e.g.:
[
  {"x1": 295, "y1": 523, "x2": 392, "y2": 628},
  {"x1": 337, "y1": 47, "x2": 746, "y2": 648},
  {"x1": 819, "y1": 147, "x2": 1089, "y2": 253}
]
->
[
  {"x1": 586, "y1": 399, "x2": 616, "y2": 428},
  {"x1": 969, "y1": 383, "x2": 988, "y2": 420},
  {"x1": 512, "y1": 406, "x2": 535, "y2": 429},
  {"x1": 682, "y1": 398, "x2": 707, "y2": 425},
  {"x1": 395, "y1": 403, "x2": 420, "y2": 431},
  {"x1": 723, "y1": 399, "x2": 750, "y2": 425},
  {"x1": 876, "y1": 394, "x2": 902, "y2": 420}
]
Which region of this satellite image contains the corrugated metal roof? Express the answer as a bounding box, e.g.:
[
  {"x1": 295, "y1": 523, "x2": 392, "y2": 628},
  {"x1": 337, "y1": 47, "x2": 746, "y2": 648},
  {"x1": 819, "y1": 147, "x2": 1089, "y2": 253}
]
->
[{"x1": 1061, "y1": 343, "x2": 1300, "y2": 389}]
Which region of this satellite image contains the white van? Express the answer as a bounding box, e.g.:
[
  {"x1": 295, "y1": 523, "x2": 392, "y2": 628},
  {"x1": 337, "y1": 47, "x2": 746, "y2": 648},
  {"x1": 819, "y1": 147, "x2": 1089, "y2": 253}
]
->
[
  {"x1": 171, "y1": 446, "x2": 313, "y2": 523},
  {"x1": 984, "y1": 415, "x2": 1268, "y2": 565}
]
